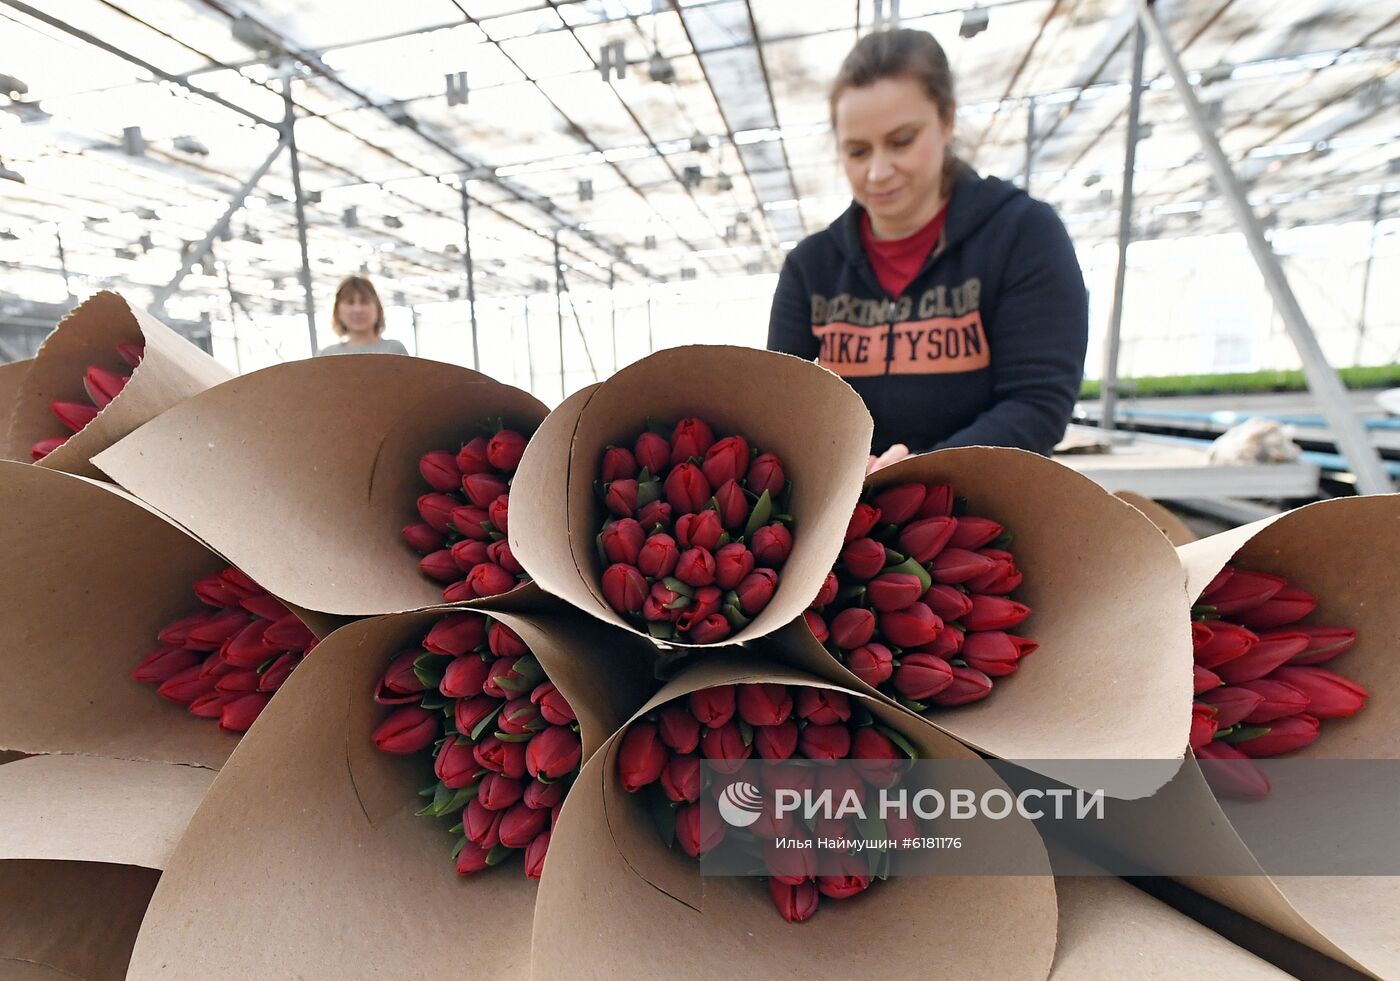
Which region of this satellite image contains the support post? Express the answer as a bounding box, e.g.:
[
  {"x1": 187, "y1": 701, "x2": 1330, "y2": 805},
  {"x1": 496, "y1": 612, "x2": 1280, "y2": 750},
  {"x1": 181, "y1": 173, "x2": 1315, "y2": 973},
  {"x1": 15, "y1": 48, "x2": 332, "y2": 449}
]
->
[
  {"x1": 524, "y1": 295, "x2": 537, "y2": 397},
  {"x1": 1354, "y1": 192, "x2": 1385, "y2": 364},
  {"x1": 609, "y1": 263, "x2": 618, "y2": 374},
  {"x1": 55, "y1": 229, "x2": 72, "y2": 299},
  {"x1": 554, "y1": 232, "x2": 566, "y2": 401},
  {"x1": 282, "y1": 73, "x2": 318, "y2": 358},
  {"x1": 461, "y1": 180, "x2": 481, "y2": 371},
  {"x1": 1023, "y1": 96, "x2": 1036, "y2": 192}
]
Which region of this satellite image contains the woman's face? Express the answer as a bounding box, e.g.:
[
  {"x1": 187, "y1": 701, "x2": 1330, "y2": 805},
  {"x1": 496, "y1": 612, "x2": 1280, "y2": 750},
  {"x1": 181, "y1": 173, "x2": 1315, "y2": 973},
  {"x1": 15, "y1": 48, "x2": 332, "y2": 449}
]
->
[
  {"x1": 338, "y1": 290, "x2": 378, "y2": 337},
  {"x1": 834, "y1": 75, "x2": 953, "y2": 235}
]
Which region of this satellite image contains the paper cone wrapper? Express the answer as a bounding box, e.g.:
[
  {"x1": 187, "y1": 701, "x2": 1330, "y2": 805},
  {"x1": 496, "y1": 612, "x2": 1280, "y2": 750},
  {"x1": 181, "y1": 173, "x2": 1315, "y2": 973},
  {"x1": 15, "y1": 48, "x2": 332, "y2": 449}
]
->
[
  {"x1": 128, "y1": 598, "x2": 658, "y2": 978},
  {"x1": 94, "y1": 354, "x2": 549, "y2": 617},
  {"x1": 0, "y1": 461, "x2": 327, "y2": 768},
  {"x1": 531, "y1": 656, "x2": 1059, "y2": 981},
  {"x1": 0, "y1": 292, "x2": 232, "y2": 479},
  {"x1": 1114, "y1": 491, "x2": 1198, "y2": 546},
  {"x1": 773, "y1": 448, "x2": 1193, "y2": 798},
  {"x1": 0, "y1": 755, "x2": 213, "y2": 980},
  {"x1": 1161, "y1": 494, "x2": 1400, "y2": 978},
  {"x1": 509, "y1": 345, "x2": 872, "y2": 648},
  {"x1": 0, "y1": 358, "x2": 33, "y2": 461},
  {"x1": 1049, "y1": 876, "x2": 1289, "y2": 979}
]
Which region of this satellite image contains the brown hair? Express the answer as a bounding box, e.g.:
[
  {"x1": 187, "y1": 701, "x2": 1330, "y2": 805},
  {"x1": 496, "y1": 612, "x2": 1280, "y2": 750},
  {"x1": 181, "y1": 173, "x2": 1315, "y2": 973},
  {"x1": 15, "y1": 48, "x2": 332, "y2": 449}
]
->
[
  {"x1": 829, "y1": 28, "x2": 962, "y2": 189},
  {"x1": 331, "y1": 275, "x2": 385, "y2": 338}
]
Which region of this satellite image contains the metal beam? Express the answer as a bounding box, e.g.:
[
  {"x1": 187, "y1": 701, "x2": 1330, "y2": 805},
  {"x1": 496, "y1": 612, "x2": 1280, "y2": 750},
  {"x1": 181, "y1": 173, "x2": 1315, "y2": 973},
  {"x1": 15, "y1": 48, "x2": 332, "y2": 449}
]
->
[
  {"x1": 609, "y1": 264, "x2": 617, "y2": 375},
  {"x1": 1135, "y1": 0, "x2": 1392, "y2": 495},
  {"x1": 282, "y1": 73, "x2": 318, "y2": 358},
  {"x1": 1100, "y1": 21, "x2": 1146, "y2": 438},
  {"x1": 554, "y1": 232, "x2": 566, "y2": 402},
  {"x1": 461, "y1": 180, "x2": 481, "y2": 371},
  {"x1": 1354, "y1": 192, "x2": 1386, "y2": 364},
  {"x1": 151, "y1": 136, "x2": 288, "y2": 313}
]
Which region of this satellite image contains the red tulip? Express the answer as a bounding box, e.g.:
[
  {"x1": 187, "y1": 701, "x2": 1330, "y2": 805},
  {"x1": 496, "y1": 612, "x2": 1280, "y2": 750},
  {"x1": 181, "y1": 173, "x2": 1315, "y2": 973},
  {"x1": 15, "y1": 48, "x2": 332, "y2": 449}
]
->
[
  {"x1": 527, "y1": 725, "x2": 582, "y2": 780},
  {"x1": 1195, "y1": 741, "x2": 1271, "y2": 800},
  {"x1": 929, "y1": 547, "x2": 996, "y2": 584},
  {"x1": 524, "y1": 831, "x2": 551, "y2": 880},
  {"x1": 736, "y1": 568, "x2": 778, "y2": 617},
  {"x1": 880, "y1": 602, "x2": 943, "y2": 648},
  {"x1": 214, "y1": 667, "x2": 261, "y2": 694},
  {"x1": 841, "y1": 538, "x2": 887, "y2": 581},
  {"x1": 132, "y1": 647, "x2": 200, "y2": 685},
  {"x1": 1215, "y1": 631, "x2": 1309, "y2": 685},
  {"x1": 462, "y1": 472, "x2": 507, "y2": 510},
  {"x1": 798, "y1": 723, "x2": 851, "y2": 760},
  {"x1": 435, "y1": 736, "x2": 481, "y2": 790},
  {"x1": 418, "y1": 450, "x2": 462, "y2": 493},
  {"x1": 240, "y1": 592, "x2": 288, "y2": 621},
  {"x1": 419, "y1": 549, "x2": 462, "y2": 583},
  {"x1": 1231, "y1": 713, "x2": 1320, "y2": 758},
  {"x1": 899, "y1": 516, "x2": 957, "y2": 564},
  {"x1": 746, "y1": 452, "x2": 786, "y2": 498},
  {"x1": 670, "y1": 418, "x2": 716, "y2": 465},
  {"x1": 487, "y1": 429, "x2": 527, "y2": 472},
  {"x1": 116, "y1": 342, "x2": 145, "y2": 367},
  {"x1": 637, "y1": 499, "x2": 673, "y2": 531},
  {"x1": 912, "y1": 482, "x2": 953, "y2": 518},
  {"x1": 737, "y1": 684, "x2": 793, "y2": 726},
  {"x1": 372, "y1": 705, "x2": 438, "y2": 754},
  {"x1": 950, "y1": 515, "x2": 1003, "y2": 551},
  {"x1": 1192, "y1": 621, "x2": 1259, "y2": 669},
  {"x1": 155, "y1": 663, "x2": 216, "y2": 704},
  {"x1": 961, "y1": 631, "x2": 1036, "y2": 678},
  {"x1": 701, "y1": 435, "x2": 749, "y2": 487},
  {"x1": 186, "y1": 610, "x2": 253, "y2": 653},
  {"x1": 633, "y1": 431, "x2": 670, "y2": 474},
  {"x1": 1235, "y1": 586, "x2": 1316, "y2": 630},
  {"x1": 442, "y1": 580, "x2": 475, "y2": 602},
  {"x1": 454, "y1": 694, "x2": 499, "y2": 737},
  {"x1": 604, "y1": 479, "x2": 638, "y2": 518},
  {"x1": 893, "y1": 653, "x2": 954, "y2": 701},
  {"x1": 873, "y1": 483, "x2": 926, "y2": 525},
  {"x1": 467, "y1": 562, "x2": 516, "y2": 598},
  {"x1": 531, "y1": 681, "x2": 576, "y2": 726},
  {"x1": 851, "y1": 727, "x2": 903, "y2": 786},
  {"x1": 830, "y1": 607, "x2": 876, "y2": 650},
  {"x1": 844, "y1": 502, "x2": 882, "y2": 542},
  {"x1": 676, "y1": 799, "x2": 725, "y2": 857},
  {"x1": 664, "y1": 463, "x2": 711, "y2": 514},
  {"x1": 257, "y1": 653, "x2": 298, "y2": 692},
  {"x1": 1239, "y1": 678, "x2": 1309, "y2": 724},
  {"x1": 1188, "y1": 703, "x2": 1218, "y2": 751},
  {"x1": 754, "y1": 719, "x2": 799, "y2": 760},
  {"x1": 30, "y1": 436, "x2": 66, "y2": 460},
  {"x1": 965, "y1": 549, "x2": 1021, "y2": 594},
  {"x1": 193, "y1": 574, "x2": 243, "y2": 608},
  {"x1": 264, "y1": 613, "x2": 315, "y2": 652},
  {"x1": 675, "y1": 547, "x2": 717, "y2": 588},
  {"x1": 377, "y1": 649, "x2": 426, "y2": 696},
  {"x1": 657, "y1": 702, "x2": 701, "y2": 753},
  {"x1": 919, "y1": 623, "x2": 965, "y2": 660},
  {"x1": 803, "y1": 609, "x2": 829, "y2": 644},
  {"x1": 848, "y1": 642, "x2": 894, "y2": 687},
  {"x1": 866, "y1": 572, "x2": 922, "y2": 613},
  {"x1": 751, "y1": 523, "x2": 793, "y2": 567},
  {"x1": 1193, "y1": 664, "x2": 1222, "y2": 695},
  {"x1": 676, "y1": 586, "x2": 723, "y2": 632},
  {"x1": 689, "y1": 686, "x2": 736, "y2": 728},
  {"x1": 795, "y1": 687, "x2": 850, "y2": 726},
  {"x1": 1269, "y1": 667, "x2": 1369, "y2": 719},
  {"x1": 601, "y1": 445, "x2": 638, "y2": 483},
  {"x1": 619, "y1": 722, "x2": 669, "y2": 792},
  {"x1": 818, "y1": 853, "x2": 872, "y2": 900},
  {"x1": 187, "y1": 691, "x2": 240, "y2": 719},
  {"x1": 474, "y1": 735, "x2": 529, "y2": 780},
  {"x1": 478, "y1": 772, "x2": 525, "y2": 811},
  {"x1": 602, "y1": 564, "x2": 647, "y2": 615},
  {"x1": 769, "y1": 879, "x2": 820, "y2": 923},
  {"x1": 497, "y1": 695, "x2": 545, "y2": 736},
  {"x1": 1198, "y1": 686, "x2": 1265, "y2": 729},
  {"x1": 809, "y1": 572, "x2": 839, "y2": 609},
  {"x1": 660, "y1": 754, "x2": 702, "y2": 803},
  {"x1": 929, "y1": 665, "x2": 994, "y2": 707},
  {"x1": 51, "y1": 400, "x2": 98, "y2": 433},
  {"x1": 487, "y1": 494, "x2": 510, "y2": 535},
  {"x1": 601, "y1": 518, "x2": 645, "y2": 566},
  {"x1": 464, "y1": 797, "x2": 504, "y2": 849},
  {"x1": 922, "y1": 583, "x2": 973, "y2": 622},
  {"x1": 1200, "y1": 568, "x2": 1285, "y2": 617},
  {"x1": 713, "y1": 479, "x2": 749, "y2": 530},
  {"x1": 713, "y1": 543, "x2": 755, "y2": 590},
  {"x1": 686, "y1": 614, "x2": 732, "y2": 644},
  {"x1": 675, "y1": 510, "x2": 724, "y2": 551},
  {"x1": 450, "y1": 505, "x2": 491, "y2": 541},
  {"x1": 961, "y1": 595, "x2": 1030, "y2": 632},
  {"x1": 701, "y1": 720, "x2": 752, "y2": 773},
  {"x1": 416, "y1": 493, "x2": 458, "y2": 533},
  {"x1": 422, "y1": 613, "x2": 487, "y2": 656},
  {"x1": 638, "y1": 533, "x2": 680, "y2": 579},
  {"x1": 218, "y1": 693, "x2": 270, "y2": 732},
  {"x1": 523, "y1": 778, "x2": 566, "y2": 811},
  {"x1": 489, "y1": 540, "x2": 524, "y2": 576},
  {"x1": 1287, "y1": 626, "x2": 1357, "y2": 666},
  {"x1": 455, "y1": 436, "x2": 493, "y2": 475}
]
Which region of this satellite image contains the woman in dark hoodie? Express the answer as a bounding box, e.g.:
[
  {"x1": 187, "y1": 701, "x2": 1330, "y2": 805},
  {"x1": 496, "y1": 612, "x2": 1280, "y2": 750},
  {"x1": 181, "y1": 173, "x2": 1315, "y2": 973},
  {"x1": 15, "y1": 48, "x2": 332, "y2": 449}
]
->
[{"x1": 767, "y1": 28, "x2": 1088, "y2": 469}]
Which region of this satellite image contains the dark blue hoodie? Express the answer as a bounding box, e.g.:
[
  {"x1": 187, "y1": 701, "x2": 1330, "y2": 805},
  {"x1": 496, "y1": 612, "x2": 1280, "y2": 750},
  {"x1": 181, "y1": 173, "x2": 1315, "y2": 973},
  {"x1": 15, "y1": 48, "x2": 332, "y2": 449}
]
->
[{"x1": 767, "y1": 167, "x2": 1088, "y2": 456}]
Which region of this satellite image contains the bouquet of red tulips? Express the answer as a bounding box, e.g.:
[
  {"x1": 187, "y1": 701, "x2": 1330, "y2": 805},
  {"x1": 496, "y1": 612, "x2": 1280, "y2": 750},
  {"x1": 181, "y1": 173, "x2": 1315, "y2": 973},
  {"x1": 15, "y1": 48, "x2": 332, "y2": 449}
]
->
[
  {"x1": 131, "y1": 566, "x2": 317, "y2": 733},
  {"x1": 371, "y1": 612, "x2": 581, "y2": 879},
  {"x1": 32, "y1": 343, "x2": 143, "y2": 460},
  {"x1": 804, "y1": 480, "x2": 1035, "y2": 713},
  {"x1": 616, "y1": 680, "x2": 917, "y2": 923},
  {"x1": 1188, "y1": 564, "x2": 1367, "y2": 796},
  {"x1": 595, "y1": 417, "x2": 792, "y2": 644},
  {"x1": 404, "y1": 423, "x2": 531, "y2": 603}
]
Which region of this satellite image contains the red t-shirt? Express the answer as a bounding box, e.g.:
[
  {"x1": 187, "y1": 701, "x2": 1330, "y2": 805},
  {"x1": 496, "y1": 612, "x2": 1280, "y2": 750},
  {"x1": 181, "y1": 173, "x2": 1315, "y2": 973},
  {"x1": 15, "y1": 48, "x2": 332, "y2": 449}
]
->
[{"x1": 859, "y1": 203, "x2": 949, "y2": 297}]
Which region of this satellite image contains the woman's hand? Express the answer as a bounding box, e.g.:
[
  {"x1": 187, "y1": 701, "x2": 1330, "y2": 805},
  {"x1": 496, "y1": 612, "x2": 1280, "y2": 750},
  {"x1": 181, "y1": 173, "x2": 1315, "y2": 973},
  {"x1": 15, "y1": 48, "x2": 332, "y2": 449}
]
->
[{"x1": 866, "y1": 443, "x2": 910, "y2": 474}]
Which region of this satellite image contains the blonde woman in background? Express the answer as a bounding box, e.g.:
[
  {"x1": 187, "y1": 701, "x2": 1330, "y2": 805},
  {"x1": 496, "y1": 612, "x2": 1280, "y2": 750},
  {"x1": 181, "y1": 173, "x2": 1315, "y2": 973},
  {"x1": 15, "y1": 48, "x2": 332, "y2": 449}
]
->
[{"x1": 316, "y1": 275, "x2": 409, "y2": 356}]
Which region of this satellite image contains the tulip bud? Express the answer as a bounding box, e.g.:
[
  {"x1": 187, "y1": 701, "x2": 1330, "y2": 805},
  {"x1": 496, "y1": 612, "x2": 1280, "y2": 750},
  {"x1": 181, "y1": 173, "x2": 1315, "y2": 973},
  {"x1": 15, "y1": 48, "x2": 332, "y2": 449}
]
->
[
  {"x1": 1230, "y1": 713, "x2": 1321, "y2": 758},
  {"x1": 880, "y1": 602, "x2": 943, "y2": 648},
  {"x1": 132, "y1": 647, "x2": 200, "y2": 685},
  {"x1": 51, "y1": 400, "x2": 98, "y2": 433},
  {"x1": 1215, "y1": 631, "x2": 1309, "y2": 685},
  {"x1": 1195, "y1": 740, "x2": 1272, "y2": 799},
  {"x1": 803, "y1": 609, "x2": 829, "y2": 644},
  {"x1": 187, "y1": 691, "x2": 240, "y2": 719},
  {"x1": 1239, "y1": 678, "x2": 1309, "y2": 724},
  {"x1": 893, "y1": 653, "x2": 954, "y2": 701},
  {"x1": 419, "y1": 549, "x2": 463, "y2": 583},
  {"x1": 527, "y1": 725, "x2": 582, "y2": 780},
  {"x1": 670, "y1": 418, "x2": 716, "y2": 465},
  {"x1": 922, "y1": 583, "x2": 973, "y2": 622},
  {"x1": 1269, "y1": 667, "x2": 1369, "y2": 719},
  {"x1": 421, "y1": 614, "x2": 486, "y2": 657},
  {"x1": 961, "y1": 631, "x2": 1036, "y2": 678},
  {"x1": 676, "y1": 585, "x2": 723, "y2": 630},
  {"x1": 658, "y1": 703, "x2": 701, "y2": 753},
  {"x1": 675, "y1": 547, "x2": 717, "y2": 588},
  {"x1": 844, "y1": 502, "x2": 882, "y2": 542},
  {"x1": 442, "y1": 580, "x2": 475, "y2": 602},
  {"x1": 596, "y1": 564, "x2": 646, "y2": 618},
  {"x1": 687, "y1": 614, "x2": 732, "y2": 644},
  {"x1": 712, "y1": 543, "x2": 756, "y2": 591},
  {"x1": 634, "y1": 431, "x2": 670, "y2": 474},
  {"x1": 435, "y1": 736, "x2": 481, "y2": 790},
  {"x1": 1287, "y1": 626, "x2": 1357, "y2": 666},
  {"x1": 193, "y1": 574, "x2": 243, "y2": 608},
  {"x1": 818, "y1": 855, "x2": 872, "y2": 900},
  {"x1": 675, "y1": 799, "x2": 725, "y2": 858},
  {"x1": 257, "y1": 653, "x2": 299, "y2": 693},
  {"x1": 212, "y1": 619, "x2": 271, "y2": 666},
  {"x1": 661, "y1": 754, "x2": 703, "y2": 803},
  {"x1": 524, "y1": 830, "x2": 551, "y2": 879},
  {"x1": 929, "y1": 665, "x2": 994, "y2": 707},
  {"x1": 798, "y1": 723, "x2": 851, "y2": 760},
  {"x1": 919, "y1": 623, "x2": 964, "y2": 660},
  {"x1": 600, "y1": 518, "x2": 645, "y2": 566},
  {"x1": 769, "y1": 879, "x2": 820, "y2": 923},
  {"x1": 949, "y1": 515, "x2": 1003, "y2": 551},
  {"x1": 456, "y1": 436, "x2": 493, "y2": 476},
  {"x1": 462, "y1": 473, "x2": 507, "y2": 510},
  {"x1": 689, "y1": 686, "x2": 737, "y2": 728},
  {"x1": 418, "y1": 450, "x2": 462, "y2": 493},
  {"x1": 604, "y1": 479, "x2": 638, "y2": 518},
  {"x1": 602, "y1": 445, "x2": 639, "y2": 483},
  {"x1": 454, "y1": 841, "x2": 491, "y2": 876},
  {"x1": 961, "y1": 595, "x2": 1031, "y2": 632},
  {"x1": 416, "y1": 493, "x2": 458, "y2": 533},
  {"x1": 446, "y1": 507, "x2": 487, "y2": 542},
  {"x1": 240, "y1": 591, "x2": 289, "y2": 621},
  {"x1": 1200, "y1": 685, "x2": 1268, "y2": 729},
  {"x1": 464, "y1": 797, "x2": 504, "y2": 850},
  {"x1": 82, "y1": 365, "x2": 129, "y2": 408},
  {"x1": 474, "y1": 735, "x2": 529, "y2": 780},
  {"x1": 750, "y1": 523, "x2": 793, "y2": 568},
  {"x1": 377, "y1": 649, "x2": 426, "y2": 696},
  {"x1": 155, "y1": 663, "x2": 217, "y2": 705},
  {"x1": 664, "y1": 463, "x2": 712, "y2": 515},
  {"x1": 454, "y1": 694, "x2": 499, "y2": 737},
  {"x1": 484, "y1": 654, "x2": 544, "y2": 700},
  {"x1": 478, "y1": 773, "x2": 526, "y2": 811},
  {"x1": 795, "y1": 688, "x2": 851, "y2": 726},
  {"x1": 372, "y1": 705, "x2": 438, "y2": 754},
  {"x1": 636, "y1": 499, "x2": 673, "y2": 531},
  {"x1": 1193, "y1": 664, "x2": 1222, "y2": 695},
  {"x1": 1200, "y1": 567, "x2": 1286, "y2": 617},
  {"x1": 531, "y1": 681, "x2": 577, "y2": 726},
  {"x1": 841, "y1": 537, "x2": 887, "y2": 581},
  {"x1": 929, "y1": 547, "x2": 996, "y2": 584},
  {"x1": 675, "y1": 510, "x2": 724, "y2": 551},
  {"x1": 746, "y1": 453, "x2": 786, "y2": 498},
  {"x1": 866, "y1": 572, "x2": 924, "y2": 613},
  {"x1": 701, "y1": 720, "x2": 752, "y2": 773},
  {"x1": 1193, "y1": 621, "x2": 1259, "y2": 670},
  {"x1": 485, "y1": 494, "x2": 510, "y2": 536},
  {"x1": 487, "y1": 429, "x2": 527, "y2": 472},
  {"x1": 1189, "y1": 703, "x2": 1218, "y2": 750},
  {"x1": 30, "y1": 436, "x2": 65, "y2": 460},
  {"x1": 157, "y1": 611, "x2": 213, "y2": 648},
  {"x1": 1235, "y1": 585, "x2": 1316, "y2": 630},
  {"x1": 467, "y1": 562, "x2": 517, "y2": 598},
  {"x1": 701, "y1": 435, "x2": 750, "y2": 487},
  {"x1": 754, "y1": 719, "x2": 799, "y2": 760},
  {"x1": 218, "y1": 693, "x2": 270, "y2": 732},
  {"x1": 736, "y1": 568, "x2": 778, "y2": 617},
  {"x1": 524, "y1": 778, "x2": 566, "y2": 811},
  {"x1": 808, "y1": 572, "x2": 839, "y2": 610},
  {"x1": 738, "y1": 683, "x2": 794, "y2": 727},
  {"x1": 619, "y1": 722, "x2": 669, "y2": 792},
  {"x1": 635, "y1": 532, "x2": 676, "y2": 578},
  {"x1": 713, "y1": 479, "x2": 749, "y2": 530},
  {"x1": 851, "y1": 727, "x2": 903, "y2": 786},
  {"x1": 864, "y1": 483, "x2": 920, "y2": 525},
  {"x1": 964, "y1": 548, "x2": 1018, "y2": 593},
  {"x1": 899, "y1": 516, "x2": 957, "y2": 564},
  {"x1": 497, "y1": 695, "x2": 545, "y2": 736},
  {"x1": 848, "y1": 642, "x2": 894, "y2": 688},
  {"x1": 263, "y1": 613, "x2": 315, "y2": 652},
  {"x1": 829, "y1": 607, "x2": 875, "y2": 650}
]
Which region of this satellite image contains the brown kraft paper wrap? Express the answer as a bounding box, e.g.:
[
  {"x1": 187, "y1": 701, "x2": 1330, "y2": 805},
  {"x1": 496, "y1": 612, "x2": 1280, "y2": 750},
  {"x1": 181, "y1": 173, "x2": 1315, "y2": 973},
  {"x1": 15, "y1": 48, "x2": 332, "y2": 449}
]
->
[
  {"x1": 1048, "y1": 876, "x2": 1289, "y2": 979},
  {"x1": 0, "y1": 461, "x2": 330, "y2": 768},
  {"x1": 1149, "y1": 495, "x2": 1399, "y2": 979},
  {"x1": 530, "y1": 656, "x2": 1059, "y2": 981},
  {"x1": 509, "y1": 345, "x2": 873, "y2": 648},
  {"x1": 94, "y1": 354, "x2": 549, "y2": 617},
  {"x1": 1114, "y1": 490, "x2": 1199, "y2": 547},
  {"x1": 771, "y1": 448, "x2": 1193, "y2": 799},
  {"x1": 0, "y1": 357, "x2": 33, "y2": 461},
  {"x1": 127, "y1": 598, "x2": 657, "y2": 978},
  {"x1": 1, "y1": 292, "x2": 232, "y2": 479}
]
